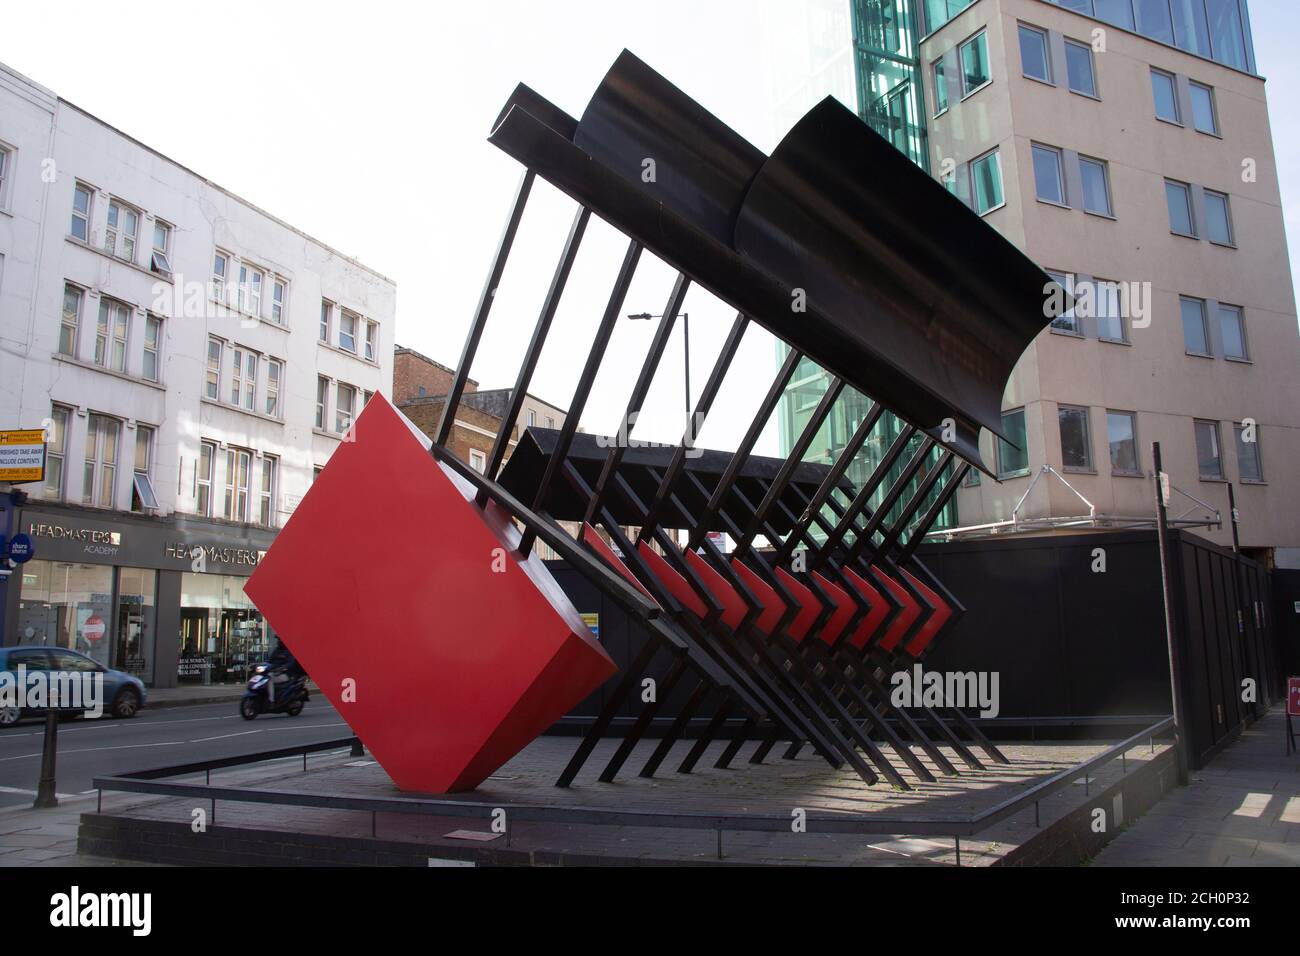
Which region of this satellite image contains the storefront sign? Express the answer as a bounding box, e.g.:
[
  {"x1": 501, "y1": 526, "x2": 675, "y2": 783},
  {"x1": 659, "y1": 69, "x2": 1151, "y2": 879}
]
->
[
  {"x1": 7, "y1": 533, "x2": 34, "y2": 563},
  {"x1": 0, "y1": 429, "x2": 46, "y2": 482},
  {"x1": 1288, "y1": 677, "x2": 1300, "y2": 718},
  {"x1": 21, "y1": 508, "x2": 275, "y2": 575}
]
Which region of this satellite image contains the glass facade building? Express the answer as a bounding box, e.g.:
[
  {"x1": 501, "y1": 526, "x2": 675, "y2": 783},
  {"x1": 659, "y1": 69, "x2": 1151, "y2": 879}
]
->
[{"x1": 927, "y1": 1, "x2": 1256, "y2": 73}]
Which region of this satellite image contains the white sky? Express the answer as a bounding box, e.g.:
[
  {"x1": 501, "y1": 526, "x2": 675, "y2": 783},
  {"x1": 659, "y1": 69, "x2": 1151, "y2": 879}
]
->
[{"x1": 5, "y1": 0, "x2": 1298, "y2": 459}]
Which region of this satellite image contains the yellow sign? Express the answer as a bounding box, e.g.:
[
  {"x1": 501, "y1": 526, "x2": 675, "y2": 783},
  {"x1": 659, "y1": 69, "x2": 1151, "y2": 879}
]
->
[
  {"x1": 0, "y1": 429, "x2": 47, "y2": 482},
  {"x1": 580, "y1": 612, "x2": 600, "y2": 639}
]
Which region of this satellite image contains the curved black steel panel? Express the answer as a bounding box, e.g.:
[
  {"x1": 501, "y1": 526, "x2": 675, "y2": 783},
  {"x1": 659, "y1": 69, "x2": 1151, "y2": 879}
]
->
[
  {"x1": 487, "y1": 50, "x2": 1064, "y2": 470},
  {"x1": 733, "y1": 97, "x2": 1054, "y2": 445},
  {"x1": 574, "y1": 50, "x2": 765, "y2": 245}
]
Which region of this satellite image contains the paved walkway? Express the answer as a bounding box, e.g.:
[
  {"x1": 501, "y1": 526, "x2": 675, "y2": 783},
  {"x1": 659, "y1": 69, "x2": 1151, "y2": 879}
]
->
[{"x1": 1093, "y1": 705, "x2": 1300, "y2": 866}]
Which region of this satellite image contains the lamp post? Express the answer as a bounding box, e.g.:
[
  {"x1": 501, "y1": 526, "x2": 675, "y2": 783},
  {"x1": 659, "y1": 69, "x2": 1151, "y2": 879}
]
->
[{"x1": 627, "y1": 311, "x2": 690, "y2": 429}]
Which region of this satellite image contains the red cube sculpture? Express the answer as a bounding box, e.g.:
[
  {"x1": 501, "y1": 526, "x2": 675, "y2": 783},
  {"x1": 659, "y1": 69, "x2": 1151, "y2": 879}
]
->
[{"x1": 244, "y1": 395, "x2": 617, "y2": 793}]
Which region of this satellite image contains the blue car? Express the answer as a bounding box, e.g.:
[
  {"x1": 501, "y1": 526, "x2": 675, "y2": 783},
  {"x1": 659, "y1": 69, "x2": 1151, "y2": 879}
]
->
[{"x1": 0, "y1": 646, "x2": 147, "y2": 727}]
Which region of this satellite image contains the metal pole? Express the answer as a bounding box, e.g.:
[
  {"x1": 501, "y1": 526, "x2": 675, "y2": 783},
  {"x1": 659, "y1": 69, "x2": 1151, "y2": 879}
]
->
[
  {"x1": 1152, "y1": 442, "x2": 1190, "y2": 786},
  {"x1": 33, "y1": 710, "x2": 59, "y2": 808},
  {"x1": 682, "y1": 312, "x2": 691, "y2": 433}
]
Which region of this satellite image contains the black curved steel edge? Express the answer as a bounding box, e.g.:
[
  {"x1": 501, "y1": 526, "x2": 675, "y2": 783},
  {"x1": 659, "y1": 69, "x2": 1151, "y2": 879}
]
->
[{"x1": 489, "y1": 50, "x2": 1065, "y2": 472}]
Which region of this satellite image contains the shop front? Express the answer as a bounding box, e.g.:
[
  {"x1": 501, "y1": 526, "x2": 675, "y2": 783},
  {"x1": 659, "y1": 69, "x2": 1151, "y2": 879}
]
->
[{"x1": 3, "y1": 504, "x2": 277, "y2": 688}]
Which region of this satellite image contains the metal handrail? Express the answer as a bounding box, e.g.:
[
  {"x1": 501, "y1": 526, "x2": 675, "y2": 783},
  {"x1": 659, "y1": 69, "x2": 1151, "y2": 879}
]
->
[{"x1": 92, "y1": 716, "x2": 1176, "y2": 863}]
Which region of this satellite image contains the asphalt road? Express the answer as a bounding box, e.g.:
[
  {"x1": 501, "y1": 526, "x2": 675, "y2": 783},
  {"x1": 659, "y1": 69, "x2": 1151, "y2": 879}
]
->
[{"x1": 0, "y1": 699, "x2": 350, "y2": 809}]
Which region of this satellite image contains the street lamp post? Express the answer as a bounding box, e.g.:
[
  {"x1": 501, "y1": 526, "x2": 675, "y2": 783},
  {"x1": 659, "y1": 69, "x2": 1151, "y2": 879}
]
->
[{"x1": 627, "y1": 311, "x2": 690, "y2": 430}]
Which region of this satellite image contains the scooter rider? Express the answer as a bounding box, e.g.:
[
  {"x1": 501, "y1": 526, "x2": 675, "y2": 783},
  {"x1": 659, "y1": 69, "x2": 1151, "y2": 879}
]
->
[{"x1": 265, "y1": 639, "x2": 305, "y2": 704}]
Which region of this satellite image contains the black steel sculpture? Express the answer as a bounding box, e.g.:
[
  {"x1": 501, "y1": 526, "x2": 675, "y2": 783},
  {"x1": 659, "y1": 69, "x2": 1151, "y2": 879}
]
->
[{"x1": 426, "y1": 50, "x2": 1060, "y2": 789}]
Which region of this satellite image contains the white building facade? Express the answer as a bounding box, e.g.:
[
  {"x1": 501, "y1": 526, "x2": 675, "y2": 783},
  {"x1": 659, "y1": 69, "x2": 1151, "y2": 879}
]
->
[{"x1": 0, "y1": 62, "x2": 394, "y2": 686}]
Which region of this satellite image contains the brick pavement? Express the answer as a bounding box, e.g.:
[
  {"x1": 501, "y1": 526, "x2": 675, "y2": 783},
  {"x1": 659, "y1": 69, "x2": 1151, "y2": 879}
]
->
[{"x1": 1093, "y1": 705, "x2": 1300, "y2": 867}]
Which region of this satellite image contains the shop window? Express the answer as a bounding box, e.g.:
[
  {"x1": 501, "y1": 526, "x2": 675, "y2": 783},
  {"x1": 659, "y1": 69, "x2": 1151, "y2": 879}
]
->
[
  {"x1": 16, "y1": 560, "x2": 115, "y2": 668},
  {"x1": 115, "y1": 568, "x2": 156, "y2": 684},
  {"x1": 178, "y1": 573, "x2": 270, "y2": 684}
]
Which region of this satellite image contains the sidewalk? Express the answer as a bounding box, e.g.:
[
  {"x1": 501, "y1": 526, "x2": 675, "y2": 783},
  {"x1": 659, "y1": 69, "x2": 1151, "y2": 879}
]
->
[{"x1": 1093, "y1": 704, "x2": 1300, "y2": 866}]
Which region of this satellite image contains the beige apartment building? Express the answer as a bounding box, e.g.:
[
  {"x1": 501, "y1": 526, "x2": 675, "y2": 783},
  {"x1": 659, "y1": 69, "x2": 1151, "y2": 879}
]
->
[
  {"x1": 922, "y1": 0, "x2": 1299, "y2": 563},
  {"x1": 767, "y1": 0, "x2": 1298, "y2": 564}
]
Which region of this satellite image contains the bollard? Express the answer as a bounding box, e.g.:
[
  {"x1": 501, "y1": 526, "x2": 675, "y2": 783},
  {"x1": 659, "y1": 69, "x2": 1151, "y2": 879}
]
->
[{"x1": 34, "y1": 710, "x2": 59, "y2": 808}]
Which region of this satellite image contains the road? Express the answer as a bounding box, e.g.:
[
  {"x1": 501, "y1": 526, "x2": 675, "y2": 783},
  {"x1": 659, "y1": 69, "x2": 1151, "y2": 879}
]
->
[{"x1": 0, "y1": 699, "x2": 350, "y2": 809}]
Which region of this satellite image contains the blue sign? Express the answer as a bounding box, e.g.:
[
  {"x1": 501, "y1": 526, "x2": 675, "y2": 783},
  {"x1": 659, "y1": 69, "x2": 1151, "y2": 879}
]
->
[{"x1": 7, "y1": 533, "x2": 34, "y2": 563}]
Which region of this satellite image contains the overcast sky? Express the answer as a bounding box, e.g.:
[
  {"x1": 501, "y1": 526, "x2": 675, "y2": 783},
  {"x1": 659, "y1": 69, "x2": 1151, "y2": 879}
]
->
[{"x1": 5, "y1": 0, "x2": 1298, "y2": 458}]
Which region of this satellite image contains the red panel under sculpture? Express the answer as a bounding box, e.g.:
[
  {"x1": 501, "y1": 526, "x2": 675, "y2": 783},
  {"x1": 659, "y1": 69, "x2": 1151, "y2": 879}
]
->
[{"x1": 244, "y1": 395, "x2": 617, "y2": 793}]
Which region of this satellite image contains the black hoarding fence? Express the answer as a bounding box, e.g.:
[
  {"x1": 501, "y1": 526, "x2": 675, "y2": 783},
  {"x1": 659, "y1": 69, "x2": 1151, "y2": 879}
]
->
[{"x1": 547, "y1": 528, "x2": 1279, "y2": 773}]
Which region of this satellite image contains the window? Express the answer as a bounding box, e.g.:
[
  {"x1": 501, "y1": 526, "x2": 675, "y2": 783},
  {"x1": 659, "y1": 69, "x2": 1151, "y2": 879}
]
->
[
  {"x1": 212, "y1": 251, "x2": 228, "y2": 303},
  {"x1": 151, "y1": 221, "x2": 172, "y2": 275},
  {"x1": 1079, "y1": 157, "x2": 1112, "y2": 216},
  {"x1": 1094, "y1": 279, "x2": 1126, "y2": 342},
  {"x1": 316, "y1": 376, "x2": 328, "y2": 430},
  {"x1": 258, "y1": 456, "x2": 278, "y2": 526},
  {"x1": 0, "y1": 146, "x2": 8, "y2": 203},
  {"x1": 1165, "y1": 180, "x2": 1195, "y2": 236},
  {"x1": 363, "y1": 389, "x2": 374, "y2": 406},
  {"x1": 959, "y1": 31, "x2": 990, "y2": 97},
  {"x1": 528, "y1": 409, "x2": 537, "y2": 427},
  {"x1": 1046, "y1": 270, "x2": 1079, "y2": 334},
  {"x1": 1205, "y1": 0, "x2": 1247, "y2": 70},
  {"x1": 470, "y1": 448, "x2": 487, "y2": 473},
  {"x1": 963, "y1": 466, "x2": 981, "y2": 487},
  {"x1": 997, "y1": 408, "x2": 1029, "y2": 477},
  {"x1": 1058, "y1": 405, "x2": 1093, "y2": 471},
  {"x1": 1151, "y1": 69, "x2": 1180, "y2": 123},
  {"x1": 1033, "y1": 144, "x2": 1066, "y2": 205},
  {"x1": 1219, "y1": 304, "x2": 1247, "y2": 360},
  {"x1": 546, "y1": 416, "x2": 555, "y2": 428},
  {"x1": 70, "y1": 183, "x2": 93, "y2": 241},
  {"x1": 1204, "y1": 189, "x2": 1233, "y2": 245},
  {"x1": 95, "y1": 298, "x2": 130, "y2": 372},
  {"x1": 132, "y1": 425, "x2": 159, "y2": 512},
  {"x1": 1194, "y1": 420, "x2": 1223, "y2": 479},
  {"x1": 1095, "y1": 0, "x2": 1135, "y2": 30},
  {"x1": 197, "y1": 441, "x2": 215, "y2": 517},
  {"x1": 1064, "y1": 39, "x2": 1096, "y2": 96},
  {"x1": 223, "y1": 448, "x2": 251, "y2": 521},
  {"x1": 932, "y1": 58, "x2": 948, "y2": 114},
  {"x1": 364, "y1": 321, "x2": 377, "y2": 361},
  {"x1": 205, "y1": 336, "x2": 222, "y2": 400},
  {"x1": 238, "y1": 263, "x2": 263, "y2": 316},
  {"x1": 1234, "y1": 423, "x2": 1262, "y2": 482},
  {"x1": 103, "y1": 199, "x2": 139, "y2": 262},
  {"x1": 59, "y1": 283, "x2": 82, "y2": 357},
  {"x1": 1180, "y1": 296, "x2": 1210, "y2": 355},
  {"x1": 1135, "y1": 0, "x2": 1175, "y2": 46},
  {"x1": 44, "y1": 405, "x2": 70, "y2": 500},
  {"x1": 142, "y1": 314, "x2": 162, "y2": 382},
  {"x1": 319, "y1": 300, "x2": 332, "y2": 342},
  {"x1": 339, "y1": 310, "x2": 358, "y2": 352},
  {"x1": 1189, "y1": 82, "x2": 1218, "y2": 134},
  {"x1": 83, "y1": 414, "x2": 121, "y2": 508},
  {"x1": 970, "y1": 149, "x2": 1004, "y2": 215},
  {"x1": 1106, "y1": 411, "x2": 1140, "y2": 476},
  {"x1": 271, "y1": 278, "x2": 287, "y2": 325},
  {"x1": 1019, "y1": 24, "x2": 1051, "y2": 83},
  {"x1": 1172, "y1": 0, "x2": 1212, "y2": 56},
  {"x1": 336, "y1": 383, "x2": 356, "y2": 433},
  {"x1": 230, "y1": 348, "x2": 256, "y2": 411},
  {"x1": 266, "y1": 359, "x2": 282, "y2": 417}
]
